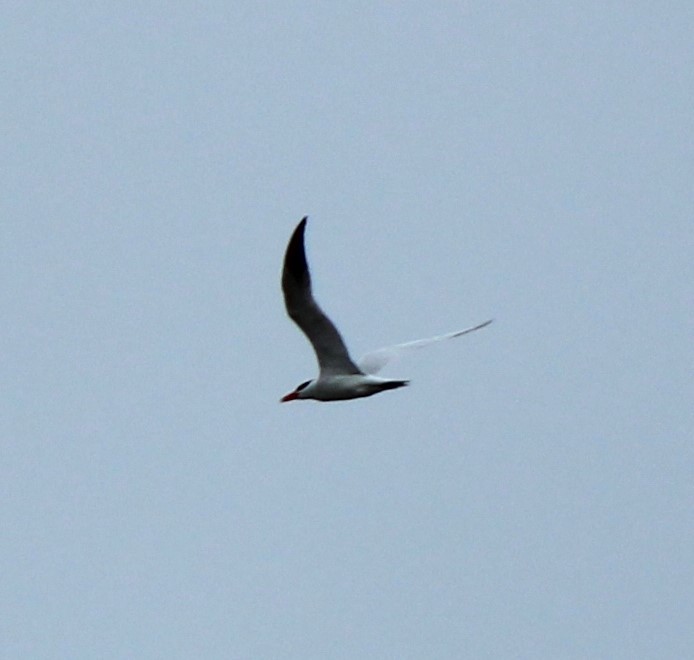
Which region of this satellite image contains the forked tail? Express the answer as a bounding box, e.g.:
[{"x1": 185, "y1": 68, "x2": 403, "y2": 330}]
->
[{"x1": 381, "y1": 380, "x2": 409, "y2": 391}]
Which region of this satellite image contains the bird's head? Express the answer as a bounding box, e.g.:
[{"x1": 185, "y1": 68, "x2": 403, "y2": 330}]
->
[{"x1": 280, "y1": 379, "x2": 313, "y2": 402}]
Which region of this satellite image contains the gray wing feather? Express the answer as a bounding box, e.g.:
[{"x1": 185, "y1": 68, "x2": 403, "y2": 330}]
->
[
  {"x1": 282, "y1": 218, "x2": 362, "y2": 376},
  {"x1": 358, "y1": 320, "x2": 493, "y2": 374}
]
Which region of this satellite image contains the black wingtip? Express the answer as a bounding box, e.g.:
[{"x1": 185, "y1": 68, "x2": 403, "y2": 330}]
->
[
  {"x1": 283, "y1": 217, "x2": 311, "y2": 289},
  {"x1": 295, "y1": 216, "x2": 308, "y2": 235},
  {"x1": 290, "y1": 217, "x2": 308, "y2": 245}
]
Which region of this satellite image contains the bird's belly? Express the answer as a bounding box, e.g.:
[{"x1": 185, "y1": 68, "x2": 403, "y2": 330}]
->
[{"x1": 312, "y1": 375, "x2": 407, "y2": 401}]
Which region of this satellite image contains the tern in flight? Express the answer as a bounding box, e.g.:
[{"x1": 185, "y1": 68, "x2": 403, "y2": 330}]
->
[{"x1": 280, "y1": 217, "x2": 491, "y2": 402}]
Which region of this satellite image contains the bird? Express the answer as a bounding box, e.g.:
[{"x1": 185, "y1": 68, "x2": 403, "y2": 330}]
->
[{"x1": 280, "y1": 217, "x2": 492, "y2": 402}]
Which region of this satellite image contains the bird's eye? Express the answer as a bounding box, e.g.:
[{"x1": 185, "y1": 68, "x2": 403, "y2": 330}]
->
[{"x1": 296, "y1": 380, "x2": 312, "y2": 391}]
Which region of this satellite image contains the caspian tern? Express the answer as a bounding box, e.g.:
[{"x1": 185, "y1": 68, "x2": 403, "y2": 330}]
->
[{"x1": 280, "y1": 217, "x2": 492, "y2": 402}]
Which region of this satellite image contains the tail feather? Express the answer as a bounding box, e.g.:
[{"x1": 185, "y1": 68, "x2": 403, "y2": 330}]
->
[{"x1": 381, "y1": 379, "x2": 409, "y2": 391}]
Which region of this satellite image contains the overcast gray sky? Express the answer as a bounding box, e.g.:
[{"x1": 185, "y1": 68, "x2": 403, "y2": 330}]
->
[{"x1": 2, "y1": 3, "x2": 693, "y2": 658}]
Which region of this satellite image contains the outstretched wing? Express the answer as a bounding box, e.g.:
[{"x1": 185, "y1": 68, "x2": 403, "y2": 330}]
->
[
  {"x1": 281, "y1": 217, "x2": 362, "y2": 376},
  {"x1": 357, "y1": 320, "x2": 493, "y2": 375}
]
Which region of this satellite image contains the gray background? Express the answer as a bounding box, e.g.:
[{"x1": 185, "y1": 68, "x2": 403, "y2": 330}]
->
[{"x1": 3, "y1": 3, "x2": 693, "y2": 658}]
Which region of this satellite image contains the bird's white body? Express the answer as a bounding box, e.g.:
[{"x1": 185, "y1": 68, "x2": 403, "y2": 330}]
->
[
  {"x1": 280, "y1": 217, "x2": 491, "y2": 403},
  {"x1": 292, "y1": 374, "x2": 409, "y2": 402}
]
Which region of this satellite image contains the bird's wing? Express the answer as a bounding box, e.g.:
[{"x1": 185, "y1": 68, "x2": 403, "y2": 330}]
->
[
  {"x1": 282, "y1": 217, "x2": 362, "y2": 376},
  {"x1": 357, "y1": 320, "x2": 493, "y2": 375}
]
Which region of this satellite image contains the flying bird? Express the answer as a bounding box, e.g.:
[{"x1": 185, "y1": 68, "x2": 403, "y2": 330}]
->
[{"x1": 280, "y1": 217, "x2": 491, "y2": 402}]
